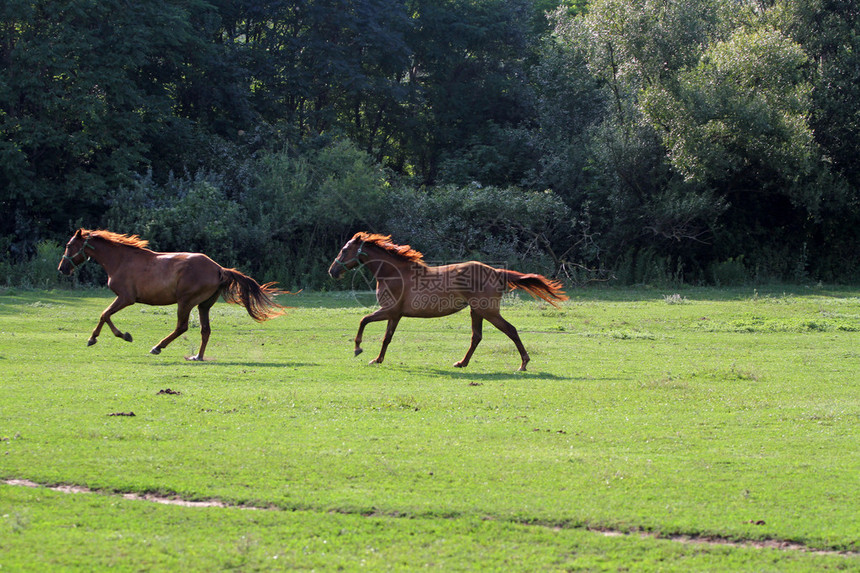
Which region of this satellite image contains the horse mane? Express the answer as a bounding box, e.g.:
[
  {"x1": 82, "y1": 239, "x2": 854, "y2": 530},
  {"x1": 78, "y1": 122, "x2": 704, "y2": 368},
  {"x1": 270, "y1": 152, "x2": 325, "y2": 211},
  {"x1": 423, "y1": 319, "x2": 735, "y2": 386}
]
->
[
  {"x1": 82, "y1": 229, "x2": 150, "y2": 250},
  {"x1": 354, "y1": 232, "x2": 425, "y2": 263}
]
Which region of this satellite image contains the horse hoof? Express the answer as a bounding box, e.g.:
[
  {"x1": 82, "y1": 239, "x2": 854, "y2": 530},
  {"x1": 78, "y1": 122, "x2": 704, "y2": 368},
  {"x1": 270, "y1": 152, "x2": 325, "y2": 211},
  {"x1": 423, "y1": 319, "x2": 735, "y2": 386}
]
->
[
  {"x1": 354, "y1": 348, "x2": 364, "y2": 357},
  {"x1": 150, "y1": 347, "x2": 161, "y2": 355},
  {"x1": 185, "y1": 355, "x2": 202, "y2": 361},
  {"x1": 517, "y1": 365, "x2": 528, "y2": 372},
  {"x1": 454, "y1": 361, "x2": 467, "y2": 368},
  {"x1": 123, "y1": 332, "x2": 133, "y2": 342},
  {"x1": 368, "y1": 359, "x2": 380, "y2": 365},
  {"x1": 87, "y1": 338, "x2": 97, "y2": 347}
]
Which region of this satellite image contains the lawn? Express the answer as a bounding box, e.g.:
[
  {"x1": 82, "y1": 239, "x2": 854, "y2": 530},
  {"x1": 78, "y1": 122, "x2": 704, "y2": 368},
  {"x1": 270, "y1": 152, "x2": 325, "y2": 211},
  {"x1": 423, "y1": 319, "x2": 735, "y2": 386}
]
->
[{"x1": 0, "y1": 285, "x2": 857, "y2": 571}]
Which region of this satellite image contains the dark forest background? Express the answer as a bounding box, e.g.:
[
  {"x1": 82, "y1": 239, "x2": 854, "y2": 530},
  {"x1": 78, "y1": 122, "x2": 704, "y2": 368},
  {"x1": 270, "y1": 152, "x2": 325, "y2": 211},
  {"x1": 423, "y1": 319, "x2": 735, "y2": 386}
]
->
[{"x1": 2, "y1": 0, "x2": 859, "y2": 289}]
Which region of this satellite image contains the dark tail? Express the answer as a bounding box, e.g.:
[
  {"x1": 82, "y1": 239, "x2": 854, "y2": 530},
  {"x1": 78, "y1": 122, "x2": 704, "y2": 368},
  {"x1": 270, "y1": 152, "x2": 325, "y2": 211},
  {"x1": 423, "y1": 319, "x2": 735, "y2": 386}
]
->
[
  {"x1": 220, "y1": 268, "x2": 286, "y2": 321},
  {"x1": 501, "y1": 270, "x2": 568, "y2": 308}
]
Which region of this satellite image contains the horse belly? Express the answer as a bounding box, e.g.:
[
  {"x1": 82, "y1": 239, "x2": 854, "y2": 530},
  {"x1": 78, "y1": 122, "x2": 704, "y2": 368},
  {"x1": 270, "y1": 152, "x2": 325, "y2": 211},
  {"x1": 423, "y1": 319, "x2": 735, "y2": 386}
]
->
[
  {"x1": 136, "y1": 254, "x2": 220, "y2": 305},
  {"x1": 404, "y1": 292, "x2": 468, "y2": 317}
]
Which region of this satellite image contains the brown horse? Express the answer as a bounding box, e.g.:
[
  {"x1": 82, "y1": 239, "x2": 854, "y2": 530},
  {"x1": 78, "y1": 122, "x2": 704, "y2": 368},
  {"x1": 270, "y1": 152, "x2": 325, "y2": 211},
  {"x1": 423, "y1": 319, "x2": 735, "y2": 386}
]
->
[
  {"x1": 58, "y1": 229, "x2": 285, "y2": 360},
  {"x1": 329, "y1": 232, "x2": 568, "y2": 371}
]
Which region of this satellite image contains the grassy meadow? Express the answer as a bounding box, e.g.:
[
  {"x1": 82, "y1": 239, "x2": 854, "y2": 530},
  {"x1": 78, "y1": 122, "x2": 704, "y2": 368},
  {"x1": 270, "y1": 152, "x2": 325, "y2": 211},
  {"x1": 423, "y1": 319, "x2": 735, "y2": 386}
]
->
[{"x1": 0, "y1": 285, "x2": 858, "y2": 571}]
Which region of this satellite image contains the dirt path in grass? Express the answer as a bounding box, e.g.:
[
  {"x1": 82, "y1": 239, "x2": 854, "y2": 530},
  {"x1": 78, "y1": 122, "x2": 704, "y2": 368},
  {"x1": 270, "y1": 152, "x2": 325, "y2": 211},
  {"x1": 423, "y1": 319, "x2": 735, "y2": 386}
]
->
[{"x1": 3, "y1": 478, "x2": 855, "y2": 557}]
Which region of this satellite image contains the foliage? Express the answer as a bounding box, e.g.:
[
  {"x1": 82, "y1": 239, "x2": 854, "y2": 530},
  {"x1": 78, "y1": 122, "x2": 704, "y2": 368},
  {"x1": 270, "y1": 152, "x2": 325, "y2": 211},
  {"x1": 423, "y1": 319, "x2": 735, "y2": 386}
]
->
[
  {"x1": 548, "y1": 0, "x2": 860, "y2": 283},
  {"x1": 2, "y1": 0, "x2": 860, "y2": 286},
  {"x1": 384, "y1": 183, "x2": 570, "y2": 275},
  {"x1": 104, "y1": 171, "x2": 246, "y2": 266},
  {"x1": 101, "y1": 140, "x2": 389, "y2": 289},
  {"x1": 245, "y1": 139, "x2": 390, "y2": 287},
  {"x1": 0, "y1": 0, "x2": 219, "y2": 240},
  {"x1": 0, "y1": 240, "x2": 65, "y2": 289},
  {"x1": 641, "y1": 27, "x2": 819, "y2": 205},
  {"x1": 709, "y1": 256, "x2": 748, "y2": 287}
]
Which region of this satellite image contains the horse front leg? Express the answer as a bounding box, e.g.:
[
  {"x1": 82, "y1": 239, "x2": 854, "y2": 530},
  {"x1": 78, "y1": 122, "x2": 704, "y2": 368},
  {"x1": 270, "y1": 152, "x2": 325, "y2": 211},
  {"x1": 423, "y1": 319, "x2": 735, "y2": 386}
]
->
[
  {"x1": 371, "y1": 316, "x2": 401, "y2": 365},
  {"x1": 150, "y1": 302, "x2": 192, "y2": 356},
  {"x1": 88, "y1": 297, "x2": 134, "y2": 346},
  {"x1": 454, "y1": 309, "x2": 483, "y2": 368},
  {"x1": 354, "y1": 308, "x2": 392, "y2": 357}
]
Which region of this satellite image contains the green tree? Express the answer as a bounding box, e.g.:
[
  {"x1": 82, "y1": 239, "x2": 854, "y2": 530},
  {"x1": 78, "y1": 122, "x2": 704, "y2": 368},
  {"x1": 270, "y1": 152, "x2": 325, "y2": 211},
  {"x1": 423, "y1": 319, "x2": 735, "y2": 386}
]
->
[
  {"x1": 640, "y1": 24, "x2": 833, "y2": 276},
  {"x1": 642, "y1": 27, "x2": 818, "y2": 202},
  {"x1": 771, "y1": 0, "x2": 860, "y2": 189},
  {"x1": 0, "y1": 0, "x2": 217, "y2": 249},
  {"x1": 544, "y1": 0, "x2": 734, "y2": 280},
  {"x1": 404, "y1": 0, "x2": 538, "y2": 184},
  {"x1": 768, "y1": 0, "x2": 860, "y2": 279},
  {"x1": 245, "y1": 139, "x2": 389, "y2": 286},
  {"x1": 547, "y1": 0, "x2": 858, "y2": 281}
]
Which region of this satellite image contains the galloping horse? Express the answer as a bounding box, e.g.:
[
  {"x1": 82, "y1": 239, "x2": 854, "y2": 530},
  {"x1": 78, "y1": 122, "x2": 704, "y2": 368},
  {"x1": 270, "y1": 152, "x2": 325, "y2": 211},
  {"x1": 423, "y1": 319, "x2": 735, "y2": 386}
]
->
[
  {"x1": 329, "y1": 232, "x2": 568, "y2": 371},
  {"x1": 58, "y1": 229, "x2": 284, "y2": 360}
]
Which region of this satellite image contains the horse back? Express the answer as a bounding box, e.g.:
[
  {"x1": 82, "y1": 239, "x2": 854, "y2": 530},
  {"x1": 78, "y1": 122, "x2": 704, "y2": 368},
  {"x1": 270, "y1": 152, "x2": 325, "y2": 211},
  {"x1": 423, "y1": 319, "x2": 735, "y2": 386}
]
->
[
  {"x1": 122, "y1": 251, "x2": 223, "y2": 305},
  {"x1": 425, "y1": 261, "x2": 503, "y2": 293},
  {"x1": 399, "y1": 261, "x2": 504, "y2": 317}
]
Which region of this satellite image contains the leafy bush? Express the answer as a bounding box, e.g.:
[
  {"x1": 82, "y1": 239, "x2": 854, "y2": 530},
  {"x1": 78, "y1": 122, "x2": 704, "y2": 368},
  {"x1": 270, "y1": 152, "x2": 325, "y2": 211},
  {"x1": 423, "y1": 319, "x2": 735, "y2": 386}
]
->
[
  {"x1": 105, "y1": 170, "x2": 246, "y2": 266},
  {"x1": 383, "y1": 183, "x2": 569, "y2": 275},
  {"x1": 709, "y1": 257, "x2": 748, "y2": 287},
  {"x1": 244, "y1": 139, "x2": 389, "y2": 288},
  {"x1": 0, "y1": 240, "x2": 72, "y2": 289},
  {"x1": 614, "y1": 248, "x2": 685, "y2": 287},
  {"x1": 102, "y1": 140, "x2": 389, "y2": 290}
]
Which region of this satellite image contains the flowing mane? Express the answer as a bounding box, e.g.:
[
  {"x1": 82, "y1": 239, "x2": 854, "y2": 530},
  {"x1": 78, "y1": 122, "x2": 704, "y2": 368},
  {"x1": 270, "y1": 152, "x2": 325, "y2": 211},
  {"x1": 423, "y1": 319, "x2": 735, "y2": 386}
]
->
[
  {"x1": 355, "y1": 232, "x2": 425, "y2": 263},
  {"x1": 83, "y1": 229, "x2": 150, "y2": 250}
]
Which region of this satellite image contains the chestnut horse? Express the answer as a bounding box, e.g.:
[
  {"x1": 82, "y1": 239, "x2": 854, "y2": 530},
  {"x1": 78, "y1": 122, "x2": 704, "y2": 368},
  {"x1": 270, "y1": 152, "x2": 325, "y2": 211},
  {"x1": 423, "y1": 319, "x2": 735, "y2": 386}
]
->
[
  {"x1": 329, "y1": 232, "x2": 568, "y2": 371},
  {"x1": 58, "y1": 229, "x2": 284, "y2": 360}
]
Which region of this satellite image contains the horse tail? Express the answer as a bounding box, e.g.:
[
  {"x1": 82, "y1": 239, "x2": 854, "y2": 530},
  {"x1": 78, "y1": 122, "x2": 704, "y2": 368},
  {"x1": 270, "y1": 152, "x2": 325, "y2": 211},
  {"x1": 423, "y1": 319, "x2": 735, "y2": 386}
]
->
[
  {"x1": 500, "y1": 270, "x2": 569, "y2": 308},
  {"x1": 220, "y1": 268, "x2": 286, "y2": 321}
]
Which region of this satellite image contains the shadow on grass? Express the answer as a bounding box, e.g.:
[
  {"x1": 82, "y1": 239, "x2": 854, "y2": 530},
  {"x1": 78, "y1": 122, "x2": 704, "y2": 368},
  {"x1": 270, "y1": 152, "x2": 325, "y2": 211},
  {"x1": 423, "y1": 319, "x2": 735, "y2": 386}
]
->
[
  {"x1": 392, "y1": 366, "x2": 616, "y2": 383},
  {"x1": 148, "y1": 360, "x2": 320, "y2": 369},
  {"x1": 430, "y1": 369, "x2": 567, "y2": 382},
  {"x1": 0, "y1": 289, "x2": 92, "y2": 313}
]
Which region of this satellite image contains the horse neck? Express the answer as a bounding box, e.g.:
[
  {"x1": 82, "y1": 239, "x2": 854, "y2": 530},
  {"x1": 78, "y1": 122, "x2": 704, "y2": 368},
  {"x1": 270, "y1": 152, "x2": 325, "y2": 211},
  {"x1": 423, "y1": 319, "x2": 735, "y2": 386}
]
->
[
  {"x1": 363, "y1": 245, "x2": 414, "y2": 279},
  {"x1": 87, "y1": 237, "x2": 137, "y2": 275}
]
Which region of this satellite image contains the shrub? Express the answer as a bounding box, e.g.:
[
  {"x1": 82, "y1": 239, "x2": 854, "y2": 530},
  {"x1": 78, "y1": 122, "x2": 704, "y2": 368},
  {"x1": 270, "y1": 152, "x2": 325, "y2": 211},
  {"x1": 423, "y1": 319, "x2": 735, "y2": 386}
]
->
[
  {"x1": 5, "y1": 240, "x2": 68, "y2": 289},
  {"x1": 614, "y1": 248, "x2": 685, "y2": 287},
  {"x1": 243, "y1": 139, "x2": 389, "y2": 288},
  {"x1": 382, "y1": 183, "x2": 569, "y2": 275},
  {"x1": 710, "y1": 257, "x2": 748, "y2": 286},
  {"x1": 105, "y1": 170, "x2": 246, "y2": 266}
]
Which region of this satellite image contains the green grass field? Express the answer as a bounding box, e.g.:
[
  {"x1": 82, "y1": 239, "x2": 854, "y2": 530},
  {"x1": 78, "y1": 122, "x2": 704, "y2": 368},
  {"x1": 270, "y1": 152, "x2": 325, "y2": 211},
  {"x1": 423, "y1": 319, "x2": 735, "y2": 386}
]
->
[{"x1": 1, "y1": 285, "x2": 858, "y2": 571}]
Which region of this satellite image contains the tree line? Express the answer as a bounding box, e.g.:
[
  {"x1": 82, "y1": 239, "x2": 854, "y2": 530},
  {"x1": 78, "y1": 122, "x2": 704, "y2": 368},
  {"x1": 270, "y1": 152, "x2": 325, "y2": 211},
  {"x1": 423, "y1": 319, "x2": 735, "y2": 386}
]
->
[{"x1": 2, "y1": 0, "x2": 858, "y2": 288}]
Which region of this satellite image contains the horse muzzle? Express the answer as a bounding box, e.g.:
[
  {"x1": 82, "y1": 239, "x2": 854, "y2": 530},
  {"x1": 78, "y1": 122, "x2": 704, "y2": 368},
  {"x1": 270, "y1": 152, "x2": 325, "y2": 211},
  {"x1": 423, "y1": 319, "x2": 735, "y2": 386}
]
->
[
  {"x1": 328, "y1": 263, "x2": 344, "y2": 279},
  {"x1": 58, "y1": 259, "x2": 73, "y2": 275}
]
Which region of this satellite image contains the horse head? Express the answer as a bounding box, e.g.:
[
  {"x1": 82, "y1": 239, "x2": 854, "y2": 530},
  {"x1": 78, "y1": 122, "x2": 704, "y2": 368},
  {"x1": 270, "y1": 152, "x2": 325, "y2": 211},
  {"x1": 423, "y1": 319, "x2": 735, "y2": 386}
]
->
[
  {"x1": 328, "y1": 236, "x2": 366, "y2": 279},
  {"x1": 58, "y1": 229, "x2": 93, "y2": 275}
]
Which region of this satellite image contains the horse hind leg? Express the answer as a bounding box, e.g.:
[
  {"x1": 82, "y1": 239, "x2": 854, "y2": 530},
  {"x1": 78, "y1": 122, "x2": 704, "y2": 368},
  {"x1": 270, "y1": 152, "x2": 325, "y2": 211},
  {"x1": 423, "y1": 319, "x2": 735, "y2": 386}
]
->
[
  {"x1": 89, "y1": 297, "x2": 134, "y2": 346},
  {"x1": 484, "y1": 311, "x2": 530, "y2": 371},
  {"x1": 454, "y1": 309, "x2": 483, "y2": 368},
  {"x1": 187, "y1": 292, "x2": 219, "y2": 361},
  {"x1": 150, "y1": 302, "x2": 192, "y2": 356}
]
